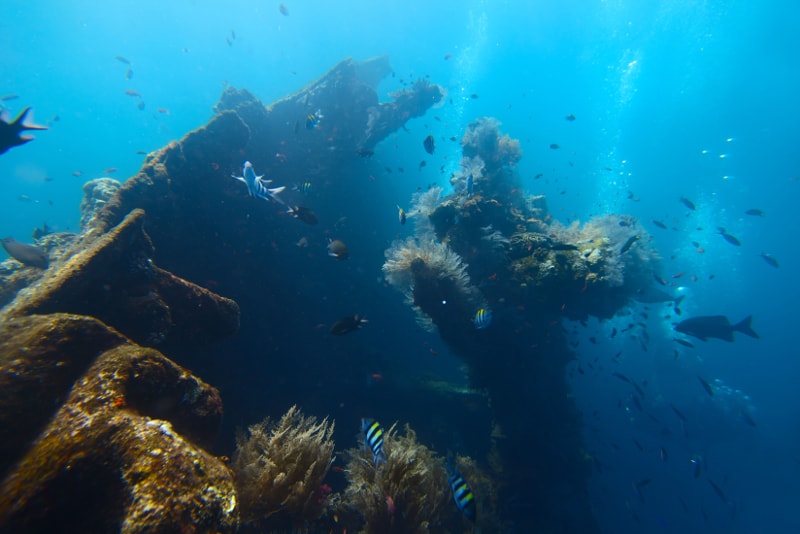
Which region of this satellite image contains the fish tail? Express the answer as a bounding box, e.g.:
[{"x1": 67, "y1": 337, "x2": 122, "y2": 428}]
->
[{"x1": 733, "y1": 315, "x2": 759, "y2": 339}]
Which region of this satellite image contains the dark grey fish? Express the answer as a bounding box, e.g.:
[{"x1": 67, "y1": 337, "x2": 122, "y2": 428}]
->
[
  {"x1": 673, "y1": 338, "x2": 694, "y2": 348},
  {"x1": 675, "y1": 315, "x2": 758, "y2": 342},
  {"x1": 330, "y1": 314, "x2": 367, "y2": 335},
  {"x1": 691, "y1": 455, "x2": 704, "y2": 478},
  {"x1": 423, "y1": 134, "x2": 435, "y2": 155},
  {"x1": 669, "y1": 403, "x2": 686, "y2": 423},
  {"x1": 1, "y1": 236, "x2": 48, "y2": 268},
  {"x1": 716, "y1": 227, "x2": 741, "y2": 246},
  {"x1": 708, "y1": 480, "x2": 729, "y2": 505},
  {"x1": 289, "y1": 205, "x2": 318, "y2": 225},
  {"x1": 679, "y1": 196, "x2": 696, "y2": 210},
  {"x1": 740, "y1": 410, "x2": 757, "y2": 427},
  {"x1": 697, "y1": 376, "x2": 714, "y2": 397},
  {"x1": 744, "y1": 208, "x2": 764, "y2": 216},
  {"x1": 652, "y1": 219, "x2": 667, "y2": 230},
  {"x1": 759, "y1": 253, "x2": 779, "y2": 268},
  {"x1": 620, "y1": 234, "x2": 641, "y2": 254}
]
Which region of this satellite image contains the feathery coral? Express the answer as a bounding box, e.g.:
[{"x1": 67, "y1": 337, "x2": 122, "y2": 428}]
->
[
  {"x1": 232, "y1": 405, "x2": 335, "y2": 528},
  {"x1": 383, "y1": 238, "x2": 472, "y2": 296},
  {"x1": 344, "y1": 424, "x2": 451, "y2": 534}
]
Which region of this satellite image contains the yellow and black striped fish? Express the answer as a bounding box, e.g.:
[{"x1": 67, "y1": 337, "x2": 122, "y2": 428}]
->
[
  {"x1": 446, "y1": 453, "x2": 476, "y2": 521},
  {"x1": 361, "y1": 418, "x2": 385, "y2": 466}
]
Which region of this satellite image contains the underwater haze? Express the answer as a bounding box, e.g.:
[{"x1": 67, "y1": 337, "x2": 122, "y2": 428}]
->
[{"x1": 2, "y1": 1, "x2": 799, "y2": 533}]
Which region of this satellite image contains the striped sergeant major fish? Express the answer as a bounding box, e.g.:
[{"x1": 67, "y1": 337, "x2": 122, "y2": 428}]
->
[
  {"x1": 474, "y1": 308, "x2": 492, "y2": 330},
  {"x1": 361, "y1": 418, "x2": 386, "y2": 466},
  {"x1": 446, "y1": 452, "x2": 476, "y2": 521},
  {"x1": 232, "y1": 161, "x2": 286, "y2": 205}
]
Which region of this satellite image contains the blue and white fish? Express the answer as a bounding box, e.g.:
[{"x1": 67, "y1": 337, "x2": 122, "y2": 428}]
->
[
  {"x1": 232, "y1": 161, "x2": 286, "y2": 205},
  {"x1": 446, "y1": 453, "x2": 476, "y2": 521},
  {"x1": 474, "y1": 308, "x2": 492, "y2": 330},
  {"x1": 466, "y1": 173, "x2": 474, "y2": 197},
  {"x1": 306, "y1": 109, "x2": 323, "y2": 129},
  {"x1": 361, "y1": 418, "x2": 386, "y2": 466}
]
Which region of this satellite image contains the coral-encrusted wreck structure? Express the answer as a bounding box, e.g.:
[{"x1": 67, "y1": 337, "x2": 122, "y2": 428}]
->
[
  {"x1": 0, "y1": 56, "x2": 445, "y2": 532},
  {"x1": 384, "y1": 117, "x2": 660, "y2": 532}
]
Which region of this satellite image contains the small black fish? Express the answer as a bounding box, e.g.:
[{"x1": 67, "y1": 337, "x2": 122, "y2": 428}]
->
[
  {"x1": 565, "y1": 113, "x2": 576, "y2": 121},
  {"x1": 697, "y1": 376, "x2": 714, "y2": 396},
  {"x1": 708, "y1": 480, "x2": 728, "y2": 505},
  {"x1": 740, "y1": 410, "x2": 757, "y2": 427},
  {"x1": 679, "y1": 196, "x2": 696, "y2": 210},
  {"x1": 652, "y1": 219, "x2": 667, "y2": 230},
  {"x1": 290, "y1": 206, "x2": 318, "y2": 225},
  {"x1": 620, "y1": 234, "x2": 641, "y2": 254},
  {"x1": 423, "y1": 134, "x2": 435, "y2": 155},
  {"x1": 125, "y1": 68, "x2": 133, "y2": 80},
  {"x1": 330, "y1": 314, "x2": 367, "y2": 335},
  {"x1": 673, "y1": 338, "x2": 694, "y2": 348},
  {"x1": 668, "y1": 403, "x2": 686, "y2": 423},
  {"x1": 356, "y1": 147, "x2": 374, "y2": 158},
  {"x1": 418, "y1": 160, "x2": 427, "y2": 171},
  {"x1": 744, "y1": 208, "x2": 764, "y2": 217},
  {"x1": 470, "y1": 93, "x2": 479, "y2": 99},
  {"x1": 549, "y1": 143, "x2": 560, "y2": 150},
  {"x1": 1, "y1": 237, "x2": 48, "y2": 268},
  {"x1": 759, "y1": 252, "x2": 779, "y2": 268},
  {"x1": 114, "y1": 55, "x2": 131, "y2": 65}
]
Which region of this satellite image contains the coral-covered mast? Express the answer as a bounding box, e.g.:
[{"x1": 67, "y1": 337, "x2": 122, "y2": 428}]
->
[{"x1": 384, "y1": 117, "x2": 658, "y2": 532}]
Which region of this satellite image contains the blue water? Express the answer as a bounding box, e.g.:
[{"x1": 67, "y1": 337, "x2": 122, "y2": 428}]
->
[{"x1": 3, "y1": 1, "x2": 799, "y2": 532}]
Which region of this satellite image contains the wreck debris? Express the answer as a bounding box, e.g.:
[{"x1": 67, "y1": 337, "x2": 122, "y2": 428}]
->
[{"x1": 0, "y1": 314, "x2": 237, "y2": 532}]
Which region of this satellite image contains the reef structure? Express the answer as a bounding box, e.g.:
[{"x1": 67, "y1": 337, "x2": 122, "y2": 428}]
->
[{"x1": 383, "y1": 117, "x2": 661, "y2": 532}]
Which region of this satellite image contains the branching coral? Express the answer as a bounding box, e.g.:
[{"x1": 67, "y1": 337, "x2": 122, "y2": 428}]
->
[
  {"x1": 232, "y1": 405, "x2": 335, "y2": 528},
  {"x1": 461, "y1": 117, "x2": 522, "y2": 172},
  {"x1": 344, "y1": 424, "x2": 451, "y2": 534}
]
